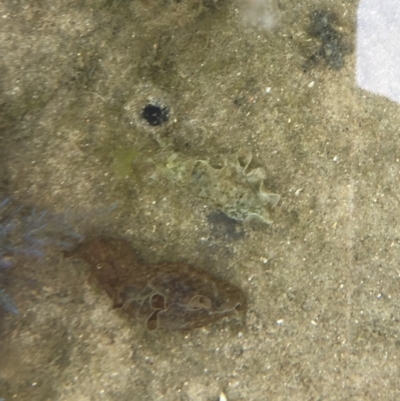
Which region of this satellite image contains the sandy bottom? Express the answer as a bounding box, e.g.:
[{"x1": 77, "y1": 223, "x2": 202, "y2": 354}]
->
[{"x1": 1, "y1": 1, "x2": 400, "y2": 400}]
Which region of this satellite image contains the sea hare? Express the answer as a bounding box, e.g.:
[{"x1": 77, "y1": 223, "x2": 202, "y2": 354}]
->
[
  {"x1": 68, "y1": 237, "x2": 246, "y2": 331},
  {"x1": 190, "y1": 148, "x2": 280, "y2": 224},
  {"x1": 111, "y1": 147, "x2": 280, "y2": 224},
  {"x1": 159, "y1": 148, "x2": 280, "y2": 224}
]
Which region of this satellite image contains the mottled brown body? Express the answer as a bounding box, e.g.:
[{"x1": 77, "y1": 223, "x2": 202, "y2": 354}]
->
[{"x1": 68, "y1": 237, "x2": 246, "y2": 331}]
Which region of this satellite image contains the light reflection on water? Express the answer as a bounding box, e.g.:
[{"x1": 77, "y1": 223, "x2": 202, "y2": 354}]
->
[{"x1": 357, "y1": 0, "x2": 400, "y2": 104}]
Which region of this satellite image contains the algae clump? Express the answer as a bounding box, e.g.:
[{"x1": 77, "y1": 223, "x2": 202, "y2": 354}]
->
[{"x1": 111, "y1": 148, "x2": 140, "y2": 179}]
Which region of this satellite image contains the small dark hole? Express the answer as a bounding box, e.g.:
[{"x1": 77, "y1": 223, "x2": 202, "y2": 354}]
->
[{"x1": 142, "y1": 104, "x2": 169, "y2": 126}]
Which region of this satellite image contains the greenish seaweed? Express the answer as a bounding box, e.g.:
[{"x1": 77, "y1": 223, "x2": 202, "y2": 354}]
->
[{"x1": 111, "y1": 148, "x2": 141, "y2": 179}]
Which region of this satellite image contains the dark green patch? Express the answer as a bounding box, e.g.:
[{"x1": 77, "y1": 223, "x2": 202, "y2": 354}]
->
[{"x1": 304, "y1": 9, "x2": 352, "y2": 71}]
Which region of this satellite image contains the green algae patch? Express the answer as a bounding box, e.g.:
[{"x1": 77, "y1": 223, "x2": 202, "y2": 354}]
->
[{"x1": 111, "y1": 148, "x2": 141, "y2": 179}]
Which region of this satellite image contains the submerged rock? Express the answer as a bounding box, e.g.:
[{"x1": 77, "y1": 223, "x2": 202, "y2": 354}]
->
[{"x1": 67, "y1": 237, "x2": 246, "y2": 331}]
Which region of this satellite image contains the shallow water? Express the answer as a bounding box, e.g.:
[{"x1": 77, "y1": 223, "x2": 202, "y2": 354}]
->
[{"x1": 2, "y1": 0, "x2": 400, "y2": 400}]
